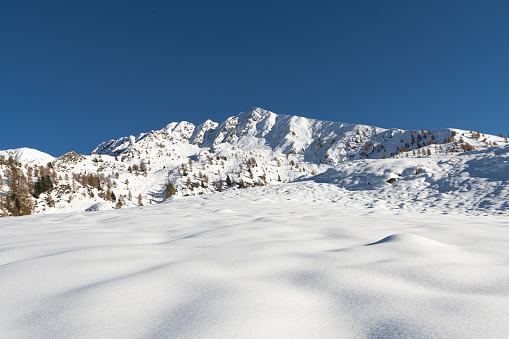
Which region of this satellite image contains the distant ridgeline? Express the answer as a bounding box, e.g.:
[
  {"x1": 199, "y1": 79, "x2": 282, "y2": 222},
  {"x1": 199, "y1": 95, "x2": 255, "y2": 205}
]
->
[{"x1": 1, "y1": 108, "x2": 508, "y2": 216}]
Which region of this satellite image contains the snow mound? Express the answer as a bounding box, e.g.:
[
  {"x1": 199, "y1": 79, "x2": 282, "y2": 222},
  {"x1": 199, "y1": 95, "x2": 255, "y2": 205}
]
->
[
  {"x1": 85, "y1": 202, "x2": 114, "y2": 212},
  {"x1": 216, "y1": 208, "x2": 236, "y2": 214},
  {"x1": 366, "y1": 233, "x2": 452, "y2": 248},
  {"x1": 0, "y1": 147, "x2": 55, "y2": 165}
]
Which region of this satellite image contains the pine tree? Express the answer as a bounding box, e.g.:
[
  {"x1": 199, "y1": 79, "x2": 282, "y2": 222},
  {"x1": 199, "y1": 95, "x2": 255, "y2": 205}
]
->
[{"x1": 33, "y1": 175, "x2": 53, "y2": 198}]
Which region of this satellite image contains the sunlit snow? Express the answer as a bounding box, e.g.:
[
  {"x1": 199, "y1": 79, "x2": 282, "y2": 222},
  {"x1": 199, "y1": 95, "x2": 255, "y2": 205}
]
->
[
  {"x1": 1, "y1": 108, "x2": 509, "y2": 337},
  {"x1": 1, "y1": 181, "x2": 509, "y2": 337}
]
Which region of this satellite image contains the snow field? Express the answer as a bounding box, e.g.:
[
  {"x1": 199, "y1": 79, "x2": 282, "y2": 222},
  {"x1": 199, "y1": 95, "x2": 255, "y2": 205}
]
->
[{"x1": 1, "y1": 182, "x2": 509, "y2": 338}]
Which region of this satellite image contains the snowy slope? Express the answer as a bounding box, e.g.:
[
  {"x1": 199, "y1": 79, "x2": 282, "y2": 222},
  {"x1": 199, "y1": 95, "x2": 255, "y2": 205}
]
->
[
  {"x1": 0, "y1": 147, "x2": 55, "y2": 165},
  {"x1": 307, "y1": 144, "x2": 509, "y2": 215},
  {"x1": 1, "y1": 182, "x2": 509, "y2": 338},
  {"x1": 2, "y1": 108, "x2": 509, "y2": 337}
]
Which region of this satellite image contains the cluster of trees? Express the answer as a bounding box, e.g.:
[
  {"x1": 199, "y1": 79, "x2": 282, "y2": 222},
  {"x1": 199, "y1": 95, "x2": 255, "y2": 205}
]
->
[
  {"x1": 0, "y1": 158, "x2": 57, "y2": 216},
  {"x1": 0, "y1": 157, "x2": 136, "y2": 216},
  {"x1": 33, "y1": 175, "x2": 54, "y2": 198},
  {"x1": 73, "y1": 173, "x2": 105, "y2": 190},
  {"x1": 0, "y1": 169, "x2": 33, "y2": 216},
  {"x1": 165, "y1": 181, "x2": 177, "y2": 198},
  {"x1": 128, "y1": 162, "x2": 147, "y2": 176}
]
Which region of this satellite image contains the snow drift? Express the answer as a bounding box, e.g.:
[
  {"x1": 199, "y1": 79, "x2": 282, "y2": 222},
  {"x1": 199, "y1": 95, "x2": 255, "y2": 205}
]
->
[{"x1": 1, "y1": 182, "x2": 508, "y2": 338}]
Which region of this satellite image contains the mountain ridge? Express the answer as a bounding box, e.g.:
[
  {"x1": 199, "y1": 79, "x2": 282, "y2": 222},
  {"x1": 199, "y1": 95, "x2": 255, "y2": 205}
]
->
[
  {"x1": 92, "y1": 107, "x2": 474, "y2": 165},
  {"x1": 1, "y1": 107, "x2": 508, "y2": 217}
]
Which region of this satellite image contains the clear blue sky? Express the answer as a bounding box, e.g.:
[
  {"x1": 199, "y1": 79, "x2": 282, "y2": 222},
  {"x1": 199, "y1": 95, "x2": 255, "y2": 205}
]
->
[{"x1": 1, "y1": 0, "x2": 509, "y2": 156}]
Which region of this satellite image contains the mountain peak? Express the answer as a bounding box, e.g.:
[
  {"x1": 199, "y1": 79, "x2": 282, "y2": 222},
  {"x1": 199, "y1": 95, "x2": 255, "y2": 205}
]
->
[
  {"x1": 0, "y1": 147, "x2": 55, "y2": 165},
  {"x1": 2, "y1": 108, "x2": 509, "y2": 217}
]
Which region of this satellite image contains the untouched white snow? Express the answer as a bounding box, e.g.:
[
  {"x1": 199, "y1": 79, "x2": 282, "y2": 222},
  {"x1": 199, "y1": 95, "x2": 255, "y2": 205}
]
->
[
  {"x1": 0, "y1": 147, "x2": 55, "y2": 165},
  {"x1": 1, "y1": 182, "x2": 509, "y2": 338}
]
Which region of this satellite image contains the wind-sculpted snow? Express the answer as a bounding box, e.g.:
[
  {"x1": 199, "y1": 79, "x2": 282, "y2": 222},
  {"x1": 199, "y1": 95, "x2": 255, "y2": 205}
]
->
[
  {"x1": 308, "y1": 144, "x2": 509, "y2": 214},
  {"x1": 1, "y1": 183, "x2": 509, "y2": 338}
]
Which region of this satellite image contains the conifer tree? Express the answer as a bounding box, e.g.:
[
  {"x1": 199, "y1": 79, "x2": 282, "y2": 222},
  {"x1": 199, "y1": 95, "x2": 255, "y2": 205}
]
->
[{"x1": 33, "y1": 175, "x2": 53, "y2": 198}]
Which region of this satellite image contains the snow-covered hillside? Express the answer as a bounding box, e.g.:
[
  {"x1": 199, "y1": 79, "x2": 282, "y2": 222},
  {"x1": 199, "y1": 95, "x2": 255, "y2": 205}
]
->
[
  {"x1": 0, "y1": 147, "x2": 55, "y2": 165},
  {"x1": 1, "y1": 107, "x2": 508, "y2": 216},
  {"x1": 308, "y1": 145, "x2": 509, "y2": 215},
  {"x1": 1, "y1": 182, "x2": 509, "y2": 338}
]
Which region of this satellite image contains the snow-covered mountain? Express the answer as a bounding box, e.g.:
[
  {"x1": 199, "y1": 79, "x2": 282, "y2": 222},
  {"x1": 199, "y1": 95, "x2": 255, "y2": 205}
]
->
[
  {"x1": 93, "y1": 107, "x2": 485, "y2": 164},
  {"x1": 1, "y1": 107, "x2": 508, "y2": 216},
  {"x1": 0, "y1": 147, "x2": 55, "y2": 165}
]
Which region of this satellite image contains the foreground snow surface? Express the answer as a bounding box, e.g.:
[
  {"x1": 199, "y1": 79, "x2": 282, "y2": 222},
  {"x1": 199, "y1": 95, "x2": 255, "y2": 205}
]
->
[{"x1": 1, "y1": 182, "x2": 509, "y2": 338}]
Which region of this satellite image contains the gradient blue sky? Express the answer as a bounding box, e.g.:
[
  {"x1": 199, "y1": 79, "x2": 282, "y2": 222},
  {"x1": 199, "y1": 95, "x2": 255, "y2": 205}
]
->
[{"x1": 2, "y1": 0, "x2": 509, "y2": 156}]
